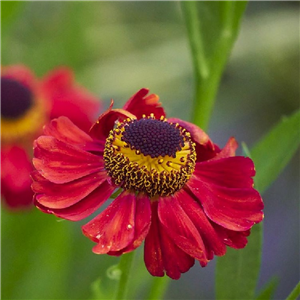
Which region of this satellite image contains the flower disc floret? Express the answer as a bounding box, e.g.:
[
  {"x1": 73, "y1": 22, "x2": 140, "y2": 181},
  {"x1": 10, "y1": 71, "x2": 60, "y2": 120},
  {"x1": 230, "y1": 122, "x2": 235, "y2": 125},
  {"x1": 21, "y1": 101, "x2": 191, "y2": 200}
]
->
[
  {"x1": 1, "y1": 77, "x2": 33, "y2": 119},
  {"x1": 103, "y1": 114, "x2": 196, "y2": 197}
]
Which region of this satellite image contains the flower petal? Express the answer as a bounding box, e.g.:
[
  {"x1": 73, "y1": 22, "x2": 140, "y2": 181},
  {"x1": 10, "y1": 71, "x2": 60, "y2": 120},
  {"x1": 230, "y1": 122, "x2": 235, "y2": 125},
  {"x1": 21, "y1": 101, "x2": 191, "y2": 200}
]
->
[
  {"x1": 144, "y1": 201, "x2": 194, "y2": 279},
  {"x1": 41, "y1": 67, "x2": 102, "y2": 132},
  {"x1": 43, "y1": 116, "x2": 104, "y2": 153},
  {"x1": 82, "y1": 191, "x2": 136, "y2": 254},
  {"x1": 43, "y1": 116, "x2": 93, "y2": 146},
  {"x1": 211, "y1": 137, "x2": 238, "y2": 160},
  {"x1": 212, "y1": 223, "x2": 250, "y2": 249},
  {"x1": 108, "y1": 193, "x2": 151, "y2": 255},
  {"x1": 144, "y1": 201, "x2": 164, "y2": 277},
  {"x1": 34, "y1": 180, "x2": 115, "y2": 221},
  {"x1": 32, "y1": 170, "x2": 108, "y2": 209},
  {"x1": 158, "y1": 194, "x2": 208, "y2": 266},
  {"x1": 89, "y1": 100, "x2": 136, "y2": 141},
  {"x1": 123, "y1": 88, "x2": 166, "y2": 119},
  {"x1": 1, "y1": 145, "x2": 33, "y2": 209},
  {"x1": 176, "y1": 190, "x2": 226, "y2": 258},
  {"x1": 187, "y1": 161, "x2": 264, "y2": 231},
  {"x1": 33, "y1": 136, "x2": 104, "y2": 184},
  {"x1": 193, "y1": 156, "x2": 255, "y2": 189}
]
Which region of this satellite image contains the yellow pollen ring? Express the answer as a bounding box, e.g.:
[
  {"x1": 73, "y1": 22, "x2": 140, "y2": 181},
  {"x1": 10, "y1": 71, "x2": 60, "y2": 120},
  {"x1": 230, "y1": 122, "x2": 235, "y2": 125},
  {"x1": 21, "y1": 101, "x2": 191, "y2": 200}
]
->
[{"x1": 103, "y1": 116, "x2": 196, "y2": 198}]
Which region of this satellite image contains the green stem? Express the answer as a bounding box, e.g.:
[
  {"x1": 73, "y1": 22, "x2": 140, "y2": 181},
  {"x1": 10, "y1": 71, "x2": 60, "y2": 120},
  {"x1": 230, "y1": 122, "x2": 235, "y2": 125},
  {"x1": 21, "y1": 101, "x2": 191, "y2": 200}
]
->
[
  {"x1": 114, "y1": 251, "x2": 135, "y2": 300},
  {"x1": 181, "y1": 1, "x2": 246, "y2": 131},
  {"x1": 148, "y1": 276, "x2": 170, "y2": 300}
]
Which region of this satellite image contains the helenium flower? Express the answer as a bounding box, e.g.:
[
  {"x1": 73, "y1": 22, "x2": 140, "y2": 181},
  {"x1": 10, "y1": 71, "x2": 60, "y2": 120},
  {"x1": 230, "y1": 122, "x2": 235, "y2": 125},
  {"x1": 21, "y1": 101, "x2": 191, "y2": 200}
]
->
[{"x1": 32, "y1": 88, "x2": 264, "y2": 279}]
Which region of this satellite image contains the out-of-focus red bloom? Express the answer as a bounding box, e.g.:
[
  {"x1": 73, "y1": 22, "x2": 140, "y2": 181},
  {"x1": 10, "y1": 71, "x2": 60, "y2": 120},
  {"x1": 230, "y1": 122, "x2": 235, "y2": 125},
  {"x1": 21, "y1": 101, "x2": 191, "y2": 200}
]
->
[
  {"x1": 1, "y1": 65, "x2": 102, "y2": 210},
  {"x1": 32, "y1": 88, "x2": 264, "y2": 279}
]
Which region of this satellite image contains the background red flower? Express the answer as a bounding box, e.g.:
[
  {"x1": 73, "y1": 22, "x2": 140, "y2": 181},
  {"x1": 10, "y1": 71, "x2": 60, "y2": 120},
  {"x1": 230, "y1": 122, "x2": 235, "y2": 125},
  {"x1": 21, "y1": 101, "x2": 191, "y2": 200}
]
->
[{"x1": 1, "y1": 65, "x2": 102, "y2": 209}]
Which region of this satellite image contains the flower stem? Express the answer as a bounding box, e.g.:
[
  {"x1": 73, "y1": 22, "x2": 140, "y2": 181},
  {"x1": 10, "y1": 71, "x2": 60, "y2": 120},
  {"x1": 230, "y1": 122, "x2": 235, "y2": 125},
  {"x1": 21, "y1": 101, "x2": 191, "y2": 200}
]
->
[
  {"x1": 181, "y1": 1, "x2": 247, "y2": 131},
  {"x1": 114, "y1": 251, "x2": 135, "y2": 300},
  {"x1": 148, "y1": 276, "x2": 170, "y2": 300}
]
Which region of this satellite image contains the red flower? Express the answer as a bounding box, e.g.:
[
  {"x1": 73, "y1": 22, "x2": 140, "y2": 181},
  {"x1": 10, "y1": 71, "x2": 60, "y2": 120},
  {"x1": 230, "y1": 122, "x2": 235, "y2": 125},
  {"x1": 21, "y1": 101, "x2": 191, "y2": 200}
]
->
[
  {"x1": 1, "y1": 65, "x2": 102, "y2": 209},
  {"x1": 32, "y1": 88, "x2": 264, "y2": 279}
]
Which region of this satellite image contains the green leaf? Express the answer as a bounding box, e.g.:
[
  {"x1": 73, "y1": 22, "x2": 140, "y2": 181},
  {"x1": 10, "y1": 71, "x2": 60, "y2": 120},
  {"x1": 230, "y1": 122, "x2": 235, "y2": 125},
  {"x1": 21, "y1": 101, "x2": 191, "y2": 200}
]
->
[
  {"x1": 181, "y1": 1, "x2": 248, "y2": 130},
  {"x1": 285, "y1": 282, "x2": 300, "y2": 300},
  {"x1": 216, "y1": 221, "x2": 263, "y2": 300},
  {"x1": 251, "y1": 110, "x2": 300, "y2": 194},
  {"x1": 256, "y1": 277, "x2": 279, "y2": 300}
]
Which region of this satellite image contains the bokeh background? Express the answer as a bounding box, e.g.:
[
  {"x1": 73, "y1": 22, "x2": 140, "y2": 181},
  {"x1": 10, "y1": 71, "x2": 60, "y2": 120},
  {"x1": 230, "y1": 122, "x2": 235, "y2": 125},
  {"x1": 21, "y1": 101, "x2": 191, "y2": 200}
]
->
[{"x1": 1, "y1": 1, "x2": 299, "y2": 299}]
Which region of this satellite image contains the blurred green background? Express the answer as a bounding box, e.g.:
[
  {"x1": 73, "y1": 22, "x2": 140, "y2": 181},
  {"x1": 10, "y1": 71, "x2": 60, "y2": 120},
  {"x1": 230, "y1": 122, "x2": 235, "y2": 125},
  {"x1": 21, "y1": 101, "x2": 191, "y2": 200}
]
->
[{"x1": 1, "y1": 1, "x2": 299, "y2": 299}]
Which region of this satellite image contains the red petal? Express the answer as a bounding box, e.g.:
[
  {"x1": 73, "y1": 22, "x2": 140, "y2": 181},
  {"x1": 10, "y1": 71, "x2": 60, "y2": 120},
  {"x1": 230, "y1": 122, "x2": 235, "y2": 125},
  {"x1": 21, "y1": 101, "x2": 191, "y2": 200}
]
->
[
  {"x1": 176, "y1": 190, "x2": 226, "y2": 258},
  {"x1": 1, "y1": 146, "x2": 33, "y2": 209},
  {"x1": 109, "y1": 193, "x2": 151, "y2": 255},
  {"x1": 144, "y1": 201, "x2": 195, "y2": 279},
  {"x1": 187, "y1": 165, "x2": 264, "y2": 231},
  {"x1": 32, "y1": 170, "x2": 107, "y2": 209},
  {"x1": 33, "y1": 136, "x2": 104, "y2": 184},
  {"x1": 158, "y1": 194, "x2": 208, "y2": 266},
  {"x1": 1, "y1": 146, "x2": 32, "y2": 192},
  {"x1": 212, "y1": 223, "x2": 250, "y2": 249},
  {"x1": 211, "y1": 137, "x2": 238, "y2": 160},
  {"x1": 43, "y1": 116, "x2": 103, "y2": 153},
  {"x1": 123, "y1": 88, "x2": 166, "y2": 119},
  {"x1": 89, "y1": 100, "x2": 136, "y2": 141},
  {"x1": 82, "y1": 191, "x2": 136, "y2": 254},
  {"x1": 43, "y1": 117, "x2": 93, "y2": 146},
  {"x1": 193, "y1": 156, "x2": 255, "y2": 189},
  {"x1": 35, "y1": 180, "x2": 115, "y2": 221},
  {"x1": 41, "y1": 67, "x2": 102, "y2": 132},
  {"x1": 144, "y1": 201, "x2": 164, "y2": 277}
]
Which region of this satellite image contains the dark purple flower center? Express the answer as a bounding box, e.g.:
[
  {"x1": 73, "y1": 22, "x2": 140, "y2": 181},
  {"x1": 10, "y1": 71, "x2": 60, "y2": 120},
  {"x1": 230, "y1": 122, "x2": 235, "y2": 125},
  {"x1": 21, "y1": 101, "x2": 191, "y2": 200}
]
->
[
  {"x1": 1, "y1": 77, "x2": 33, "y2": 119},
  {"x1": 121, "y1": 118, "x2": 185, "y2": 158}
]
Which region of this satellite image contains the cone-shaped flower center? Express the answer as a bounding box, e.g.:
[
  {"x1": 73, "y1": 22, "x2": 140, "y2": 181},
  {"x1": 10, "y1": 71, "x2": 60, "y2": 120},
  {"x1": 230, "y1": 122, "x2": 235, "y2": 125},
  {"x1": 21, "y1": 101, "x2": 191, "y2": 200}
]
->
[
  {"x1": 1, "y1": 78, "x2": 33, "y2": 119},
  {"x1": 104, "y1": 114, "x2": 196, "y2": 198}
]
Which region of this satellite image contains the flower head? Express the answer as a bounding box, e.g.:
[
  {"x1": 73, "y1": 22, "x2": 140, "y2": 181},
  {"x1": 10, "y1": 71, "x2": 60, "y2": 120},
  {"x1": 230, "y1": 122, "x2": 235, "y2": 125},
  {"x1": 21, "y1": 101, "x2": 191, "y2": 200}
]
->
[
  {"x1": 32, "y1": 88, "x2": 264, "y2": 279},
  {"x1": 1, "y1": 65, "x2": 102, "y2": 209}
]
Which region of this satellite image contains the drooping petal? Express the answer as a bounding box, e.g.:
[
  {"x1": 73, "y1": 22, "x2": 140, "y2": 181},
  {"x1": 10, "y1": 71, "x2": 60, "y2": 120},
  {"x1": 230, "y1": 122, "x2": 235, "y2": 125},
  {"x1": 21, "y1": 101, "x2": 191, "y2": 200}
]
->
[
  {"x1": 144, "y1": 201, "x2": 195, "y2": 279},
  {"x1": 144, "y1": 201, "x2": 164, "y2": 277},
  {"x1": 167, "y1": 118, "x2": 218, "y2": 161},
  {"x1": 41, "y1": 67, "x2": 102, "y2": 132},
  {"x1": 187, "y1": 162, "x2": 264, "y2": 231},
  {"x1": 176, "y1": 189, "x2": 226, "y2": 258},
  {"x1": 89, "y1": 100, "x2": 136, "y2": 141},
  {"x1": 33, "y1": 136, "x2": 104, "y2": 184},
  {"x1": 43, "y1": 116, "x2": 104, "y2": 153},
  {"x1": 212, "y1": 222, "x2": 250, "y2": 249},
  {"x1": 82, "y1": 191, "x2": 136, "y2": 254},
  {"x1": 34, "y1": 180, "x2": 115, "y2": 221},
  {"x1": 108, "y1": 193, "x2": 151, "y2": 255},
  {"x1": 43, "y1": 116, "x2": 93, "y2": 146},
  {"x1": 32, "y1": 170, "x2": 108, "y2": 209},
  {"x1": 158, "y1": 194, "x2": 208, "y2": 266},
  {"x1": 123, "y1": 88, "x2": 166, "y2": 119},
  {"x1": 1, "y1": 145, "x2": 33, "y2": 209},
  {"x1": 193, "y1": 156, "x2": 255, "y2": 189}
]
